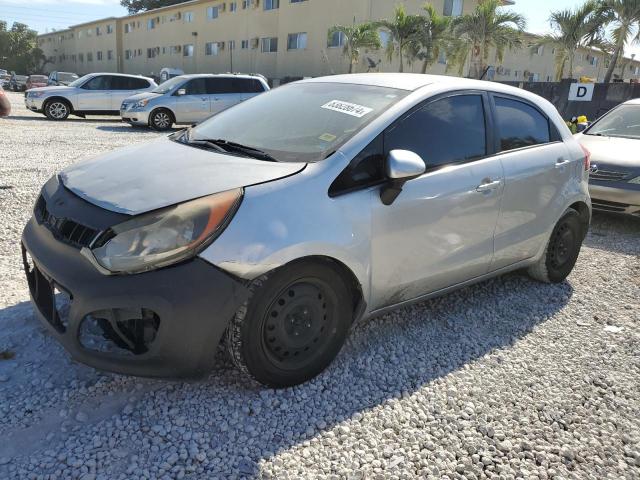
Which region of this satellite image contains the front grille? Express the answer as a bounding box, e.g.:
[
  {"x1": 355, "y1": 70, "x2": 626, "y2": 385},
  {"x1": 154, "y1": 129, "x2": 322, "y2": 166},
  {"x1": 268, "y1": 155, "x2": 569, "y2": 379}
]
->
[
  {"x1": 589, "y1": 169, "x2": 630, "y2": 182},
  {"x1": 34, "y1": 196, "x2": 99, "y2": 248},
  {"x1": 591, "y1": 198, "x2": 630, "y2": 212}
]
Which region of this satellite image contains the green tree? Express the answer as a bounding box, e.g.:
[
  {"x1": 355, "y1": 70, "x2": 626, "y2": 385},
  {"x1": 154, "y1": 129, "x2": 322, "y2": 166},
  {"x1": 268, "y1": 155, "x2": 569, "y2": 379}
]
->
[
  {"x1": 328, "y1": 23, "x2": 381, "y2": 73},
  {"x1": 597, "y1": 0, "x2": 640, "y2": 83},
  {"x1": 448, "y1": 0, "x2": 526, "y2": 79},
  {"x1": 0, "y1": 21, "x2": 47, "y2": 73},
  {"x1": 412, "y1": 4, "x2": 452, "y2": 74},
  {"x1": 532, "y1": 1, "x2": 604, "y2": 80},
  {"x1": 120, "y1": 0, "x2": 190, "y2": 14},
  {"x1": 376, "y1": 5, "x2": 424, "y2": 73}
]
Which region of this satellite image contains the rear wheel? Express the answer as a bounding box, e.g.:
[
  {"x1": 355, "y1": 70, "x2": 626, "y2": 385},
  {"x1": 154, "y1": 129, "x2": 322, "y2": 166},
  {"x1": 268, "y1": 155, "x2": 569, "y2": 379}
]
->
[
  {"x1": 149, "y1": 109, "x2": 174, "y2": 131},
  {"x1": 528, "y1": 208, "x2": 583, "y2": 283},
  {"x1": 44, "y1": 99, "x2": 70, "y2": 120},
  {"x1": 227, "y1": 262, "x2": 353, "y2": 388}
]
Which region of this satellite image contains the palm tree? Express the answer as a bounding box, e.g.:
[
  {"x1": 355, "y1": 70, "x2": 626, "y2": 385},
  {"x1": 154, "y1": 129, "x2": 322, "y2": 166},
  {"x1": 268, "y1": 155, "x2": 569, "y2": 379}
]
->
[
  {"x1": 328, "y1": 23, "x2": 381, "y2": 74},
  {"x1": 448, "y1": 0, "x2": 526, "y2": 79},
  {"x1": 412, "y1": 4, "x2": 452, "y2": 74},
  {"x1": 597, "y1": 0, "x2": 640, "y2": 83},
  {"x1": 532, "y1": 1, "x2": 605, "y2": 81},
  {"x1": 376, "y1": 5, "x2": 424, "y2": 73}
]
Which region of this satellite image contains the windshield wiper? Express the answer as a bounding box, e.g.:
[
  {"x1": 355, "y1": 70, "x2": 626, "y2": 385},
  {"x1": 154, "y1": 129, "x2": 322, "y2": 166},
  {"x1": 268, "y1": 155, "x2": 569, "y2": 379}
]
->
[{"x1": 191, "y1": 138, "x2": 278, "y2": 162}]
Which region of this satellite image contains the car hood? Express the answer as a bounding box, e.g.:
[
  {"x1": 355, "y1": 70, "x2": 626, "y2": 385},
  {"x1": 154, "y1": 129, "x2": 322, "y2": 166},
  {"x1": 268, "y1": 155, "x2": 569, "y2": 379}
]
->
[
  {"x1": 60, "y1": 137, "x2": 306, "y2": 215},
  {"x1": 29, "y1": 85, "x2": 73, "y2": 94},
  {"x1": 577, "y1": 133, "x2": 640, "y2": 169},
  {"x1": 123, "y1": 91, "x2": 161, "y2": 103}
]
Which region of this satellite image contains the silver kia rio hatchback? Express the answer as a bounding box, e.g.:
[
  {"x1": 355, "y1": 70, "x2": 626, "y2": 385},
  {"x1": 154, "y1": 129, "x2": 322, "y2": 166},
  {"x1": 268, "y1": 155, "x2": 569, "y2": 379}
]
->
[{"x1": 22, "y1": 74, "x2": 592, "y2": 387}]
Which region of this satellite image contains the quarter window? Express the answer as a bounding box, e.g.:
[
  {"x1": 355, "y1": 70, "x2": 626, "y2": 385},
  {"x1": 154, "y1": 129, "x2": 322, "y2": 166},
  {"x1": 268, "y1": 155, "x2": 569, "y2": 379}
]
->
[
  {"x1": 494, "y1": 97, "x2": 551, "y2": 151},
  {"x1": 385, "y1": 95, "x2": 487, "y2": 168}
]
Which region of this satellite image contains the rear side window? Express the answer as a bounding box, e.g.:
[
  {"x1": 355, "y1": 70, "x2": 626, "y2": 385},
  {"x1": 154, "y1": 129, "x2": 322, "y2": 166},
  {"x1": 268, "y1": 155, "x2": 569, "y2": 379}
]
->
[
  {"x1": 385, "y1": 94, "x2": 487, "y2": 167},
  {"x1": 129, "y1": 77, "x2": 151, "y2": 89},
  {"x1": 206, "y1": 78, "x2": 234, "y2": 94},
  {"x1": 494, "y1": 97, "x2": 551, "y2": 151},
  {"x1": 111, "y1": 76, "x2": 149, "y2": 90}
]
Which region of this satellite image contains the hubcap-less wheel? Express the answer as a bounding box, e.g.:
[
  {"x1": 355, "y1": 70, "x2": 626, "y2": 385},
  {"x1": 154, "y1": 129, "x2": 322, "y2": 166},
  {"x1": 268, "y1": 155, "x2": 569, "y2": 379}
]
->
[
  {"x1": 152, "y1": 111, "x2": 171, "y2": 130},
  {"x1": 261, "y1": 280, "x2": 336, "y2": 370},
  {"x1": 48, "y1": 102, "x2": 68, "y2": 120},
  {"x1": 549, "y1": 223, "x2": 575, "y2": 268}
]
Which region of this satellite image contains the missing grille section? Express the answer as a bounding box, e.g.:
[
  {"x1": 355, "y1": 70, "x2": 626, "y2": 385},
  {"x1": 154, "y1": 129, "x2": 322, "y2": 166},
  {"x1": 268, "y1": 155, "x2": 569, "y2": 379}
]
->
[
  {"x1": 79, "y1": 308, "x2": 160, "y2": 356},
  {"x1": 34, "y1": 195, "x2": 99, "y2": 248}
]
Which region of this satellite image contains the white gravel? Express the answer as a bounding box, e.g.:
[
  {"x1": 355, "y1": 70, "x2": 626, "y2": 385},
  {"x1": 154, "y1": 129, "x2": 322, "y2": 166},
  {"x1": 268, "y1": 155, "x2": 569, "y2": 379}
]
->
[{"x1": 1, "y1": 90, "x2": 639, "y2": 479}]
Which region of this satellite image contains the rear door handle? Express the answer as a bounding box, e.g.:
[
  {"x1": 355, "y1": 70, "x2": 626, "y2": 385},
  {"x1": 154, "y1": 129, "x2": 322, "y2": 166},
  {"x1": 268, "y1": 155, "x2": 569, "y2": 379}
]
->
[
  {"x1": 476, "y1": 179, "x2": 502, "y2": 192},
  {"x1": 555, "y1": 157, "x2": 570, "y2": 168}
]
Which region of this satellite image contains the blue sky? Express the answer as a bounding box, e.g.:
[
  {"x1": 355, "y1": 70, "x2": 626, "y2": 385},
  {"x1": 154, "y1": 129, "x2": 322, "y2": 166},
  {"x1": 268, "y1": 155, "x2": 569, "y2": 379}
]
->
[{"x1": 1, "y1": 0, "x2": 639, "y2": 57}]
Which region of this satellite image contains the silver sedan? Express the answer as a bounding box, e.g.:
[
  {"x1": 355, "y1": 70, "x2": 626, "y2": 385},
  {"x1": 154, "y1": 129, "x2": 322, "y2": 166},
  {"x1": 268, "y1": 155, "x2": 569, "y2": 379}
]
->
[
  {"x1": 22, "y1": 74, "x2": 591, "y2": 387},
  {"x1": 576, "y1": 99, "x2": 640, "y2": 216}
]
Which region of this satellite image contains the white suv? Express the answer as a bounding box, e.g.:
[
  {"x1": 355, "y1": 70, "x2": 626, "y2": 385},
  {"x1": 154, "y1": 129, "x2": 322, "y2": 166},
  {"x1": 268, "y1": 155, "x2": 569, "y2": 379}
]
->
[
  {"x1": 120, "y1": 73, "x2": 269, "y2": 130},
  {"x1": 25, "y1": 73, "x2": 157, "y2": 121}
]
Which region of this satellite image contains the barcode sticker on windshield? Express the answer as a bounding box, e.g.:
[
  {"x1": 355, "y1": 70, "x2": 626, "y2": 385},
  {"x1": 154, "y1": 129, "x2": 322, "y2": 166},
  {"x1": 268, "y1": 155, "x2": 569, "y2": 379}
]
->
[{"x1": 321, "y1": 100, "x2": 373, "y2": 118}]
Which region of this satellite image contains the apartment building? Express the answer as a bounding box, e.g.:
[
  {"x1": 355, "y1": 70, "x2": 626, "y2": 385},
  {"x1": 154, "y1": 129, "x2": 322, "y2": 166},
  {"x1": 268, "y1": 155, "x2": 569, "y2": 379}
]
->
[{"x1": 37, "y1": 0, "x2": 640, "y2": 84}]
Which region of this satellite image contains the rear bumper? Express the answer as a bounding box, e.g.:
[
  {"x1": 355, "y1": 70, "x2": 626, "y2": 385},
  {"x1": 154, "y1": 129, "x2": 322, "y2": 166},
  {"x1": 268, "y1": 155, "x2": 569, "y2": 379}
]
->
[
  {"x1": 22, "y1": 215, "x2": 249, "y2": 378},
  {"x1": 589, "y1": 182, "x2": 640, "y2": 216}
]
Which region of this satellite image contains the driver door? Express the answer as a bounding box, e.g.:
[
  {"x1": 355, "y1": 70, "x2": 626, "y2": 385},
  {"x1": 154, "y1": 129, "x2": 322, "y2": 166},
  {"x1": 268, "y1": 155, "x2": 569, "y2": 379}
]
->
[
  {"x1": 77, "y1": 75, "x2": 112, "y2": 110},
  {"x1": 369, "y1": 93, "x2": 505, "y2": 310}
]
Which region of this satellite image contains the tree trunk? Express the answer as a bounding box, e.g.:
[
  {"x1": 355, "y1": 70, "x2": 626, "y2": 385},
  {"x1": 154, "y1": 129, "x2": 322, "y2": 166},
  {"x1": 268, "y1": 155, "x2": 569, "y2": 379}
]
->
[
  {"x1": 604, "y1": 42, "x2": 623, "y2": 84},
  {"x1": 399, "y1": 42, "x2": 404, "y2": 73},
  {"x1": 421, "y1": 59, "x2": 428, "y2": 74}
]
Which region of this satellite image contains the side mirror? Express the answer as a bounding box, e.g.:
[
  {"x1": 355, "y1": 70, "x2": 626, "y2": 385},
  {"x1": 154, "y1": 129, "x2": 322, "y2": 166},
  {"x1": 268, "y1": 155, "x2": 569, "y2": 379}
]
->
[
  {"x1": 380, "y1": 150, "x2": 426, "y2": 206},
  {"x1": 176, "y1": 88, "x2": 187, "y2": 96}
]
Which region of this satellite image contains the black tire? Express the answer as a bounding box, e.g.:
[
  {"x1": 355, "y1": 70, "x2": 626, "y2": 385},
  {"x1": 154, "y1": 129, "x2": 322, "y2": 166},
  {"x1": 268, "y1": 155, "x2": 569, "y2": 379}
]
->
[
  {"x1": 44, "y1": 99, "x2": 71, "y2": 121},
  {"x1": 227, "y1": 262, "x2": 353, "y2": 388},
  {"x1": 149, "y1": 108, "x2": 174, "y2": 131},
  {"x1": 528, "y1": 208, "x2": 583, "y2": 283}
]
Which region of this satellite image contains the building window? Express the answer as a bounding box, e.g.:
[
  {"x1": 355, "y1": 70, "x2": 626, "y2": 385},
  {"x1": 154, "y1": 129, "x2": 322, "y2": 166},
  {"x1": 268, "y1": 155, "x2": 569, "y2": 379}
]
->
[
  {"x1": 287, "y1": 32, "x2": 307, "y2": 50},
  {"x1": 78, "y1": 30, "x2": 83, "y2": 38},
  {"x1": 87, "y1": 28, "x2": 92, "y2": 37},
  {"x1": 535, "y1": 45, "x2": 544, "y2": 56},
  {"x1": 437, "y1": 51, "x2": 447, "y2": 64},
  {"x1": 184, "y1": 11, "x2": 194, "y2": 22},
  {"x1": 170, "y1": 45, "x2": 181, "y2": 54},
  {"x1": 291, "y1": 0, "x2": 307, "y2": 3},
  {"x1": 96, "y1": 26, "x2": 102, "y2": 36},
  {"x1": 229, "y1": 40, "x2": 236, "y2": 50},
  {"x1": 229, "y1": 2, "x2": 237, "y2": 12},
  {"x1": 546, "y1": 75, "x2": 552, "y2": 82},
  {"x1": 87, "y1": 52, "x2": 93, "y2": 62},
  {"x1": 148, "y1": 48, "x2": 158, "y2": 58},
  {"x1": 124, "y1": 23, "x2": 132, "y2": 33},
  {"x1": 205, "y1": 42, "x2": 219, "y2": 56},
  {"x1": 71, "y1": 54, "x2": 77, "y2": 62},
  {"x1": 106, "y1": 24, "x2": 113, "y2": 34},
  {"x1": 125, "y1": 50, "x2": 132, "y2": 60},
  {"x1": 107, "y1": 50, "x2": 113, "y2": 60},
  {"x1": 97, "y1": 51, "x2": 103, "y2": 61},
  {"x1": 328, "y1": 30, "x2": 346, "y2": 48},
  {"x1": 79, "y1": 53, "x2": 84, "y2": 62},
  {"x1": 241, "y1": 39, "x2": 249, "y2": 49},
  {"x1": 261, "y1": 37, "x2": 278, "y2": 53},
  {"x1": 443, "y1": 0, "x2": 463, "y2": 17},
  {"x1": 207, "y1": 6, "x2": 219, "y2": 19},
  {"x1": 242, "y1": 0, "x2": 250, "y2": 8},
  {"x1": 183, "y1": 44, "x2": 194, "y2": 56},
  {"x1": 148, "y1": 19, "x2": 156, "y2": 29},
  {"x1": 264, "y1": 0, "x2": 279, "y2": 10}
]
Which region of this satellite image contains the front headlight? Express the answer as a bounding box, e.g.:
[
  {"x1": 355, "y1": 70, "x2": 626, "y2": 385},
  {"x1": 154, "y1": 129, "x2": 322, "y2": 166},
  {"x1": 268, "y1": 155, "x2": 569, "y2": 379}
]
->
[
  {"x1": 90, "y1": 189, "x2": 242, "y2": 274},
  {"x1": 29, "y1": 91, "x2": 46, "y2": 98},
  {"x1": 132, "y1": 99, "x2": 150, "y2": 109},
  {"x1": 629, "y1": 176, "x2": 640, "y2": 185}
]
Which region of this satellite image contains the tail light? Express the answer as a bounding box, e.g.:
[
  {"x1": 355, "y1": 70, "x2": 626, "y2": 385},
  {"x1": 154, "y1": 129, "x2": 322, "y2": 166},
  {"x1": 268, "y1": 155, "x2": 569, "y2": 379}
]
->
[{"x1": 580, "y1": 144, "x2": 591, "y2": 172}]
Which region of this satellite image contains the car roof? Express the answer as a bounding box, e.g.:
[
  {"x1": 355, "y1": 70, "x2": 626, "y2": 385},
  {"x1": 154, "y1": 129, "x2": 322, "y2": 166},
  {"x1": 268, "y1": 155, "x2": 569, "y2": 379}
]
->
[
  {"x1": 623, "y1": 98, "x2": 640, "y2": 105},
  {"x1": 85, "y1": 72, "x2": 154, "y2": 81},
  {"x1": 177, "y1": 73, "x2": 264, "y2": 80}
]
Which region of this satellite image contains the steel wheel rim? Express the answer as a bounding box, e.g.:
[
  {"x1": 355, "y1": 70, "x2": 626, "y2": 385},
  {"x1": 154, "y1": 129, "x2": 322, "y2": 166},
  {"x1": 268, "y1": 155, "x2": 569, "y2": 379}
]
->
[
  {"x1": 49, "y1": 102, "x2": 67, "y2": 119},
  {"x1": 260, "y1": 278, "x2": 337, "y2": 371},
  {"x1": 549, "y1": 223, "x2": 574, "y2": 268},
  {"x1": 154, "y1": 112, "x2": 170, "y2": 128}
]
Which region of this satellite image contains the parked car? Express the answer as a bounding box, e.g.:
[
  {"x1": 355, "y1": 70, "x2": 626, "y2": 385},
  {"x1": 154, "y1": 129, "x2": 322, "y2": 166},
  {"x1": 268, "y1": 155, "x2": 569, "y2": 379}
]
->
[
  {"x1": 22, "y1": 74, "x2": 591, "y2": 387},
  {"x1": 26, "y1": 75, "x2": 49, "y2": 90},
  {"x1": 24, "y1": 73, "x2": 157, "y2": 120},
  {"x1": 120, "y1": 73, "x2": 269, "y2": 130},
  {"x1": 0, "y1": 85, "x2": 11, "y2": 117},
  {"x1": 48, "y1": 71, "x2": 79, "y2": 86},
  {"x1": 9, "y1": 73, "x2": 28, "y2": 92},
  {"x1": 0, "y1": 69, "x2": 10, "y2": 88},
  {"x1": 576, "y1": 99, "x2": 640, "y2": 216}
]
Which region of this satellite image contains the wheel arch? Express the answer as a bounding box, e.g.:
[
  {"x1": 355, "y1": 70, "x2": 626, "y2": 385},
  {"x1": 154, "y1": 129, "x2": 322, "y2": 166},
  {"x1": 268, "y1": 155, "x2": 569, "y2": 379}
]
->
[
  {"x1": 567, "y1": 200, "x2": 591, "y2": 238},
  {"x1": 149, "y1": 106, "x2": 176, "y2": 126},
  {"x1": 44, "y1": 96, "x2": 74, "y2": 112}
]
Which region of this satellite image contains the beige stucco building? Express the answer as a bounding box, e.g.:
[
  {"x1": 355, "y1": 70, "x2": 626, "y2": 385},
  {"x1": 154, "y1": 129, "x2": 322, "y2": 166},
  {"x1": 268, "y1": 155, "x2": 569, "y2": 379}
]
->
[{"x1": 37, "y1": 0, "x2": 640, "y2": 84}]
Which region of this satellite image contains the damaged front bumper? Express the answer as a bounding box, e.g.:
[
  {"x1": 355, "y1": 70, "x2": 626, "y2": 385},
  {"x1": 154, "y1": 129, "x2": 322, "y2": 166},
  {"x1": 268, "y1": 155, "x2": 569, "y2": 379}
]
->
[{"x1": 21, "y1": 186, "x2": 249, "y2": 379}]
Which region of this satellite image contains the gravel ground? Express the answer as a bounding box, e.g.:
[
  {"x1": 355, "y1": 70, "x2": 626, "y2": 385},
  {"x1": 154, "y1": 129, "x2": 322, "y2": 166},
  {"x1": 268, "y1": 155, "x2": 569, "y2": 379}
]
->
[{"x1": 0, "y1": 90, "x2": 639, "y2": 480}]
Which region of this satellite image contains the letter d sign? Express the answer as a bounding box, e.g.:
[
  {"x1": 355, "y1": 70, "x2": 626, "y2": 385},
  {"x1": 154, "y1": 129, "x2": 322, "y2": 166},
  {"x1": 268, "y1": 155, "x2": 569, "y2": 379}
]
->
[{"x1": 569, "y1": 83, "x2": 594, "y2": 102}]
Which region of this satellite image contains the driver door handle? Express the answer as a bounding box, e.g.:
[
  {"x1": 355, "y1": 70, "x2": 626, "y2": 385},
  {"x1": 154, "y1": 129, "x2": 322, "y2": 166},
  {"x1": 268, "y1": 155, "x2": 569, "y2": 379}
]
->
[
  {"x1": 476, "y1": 179, "x2": 502, "y2": 192},
  {"x1": 555, "y1": 157, "x2": 571, "y2": 168}
]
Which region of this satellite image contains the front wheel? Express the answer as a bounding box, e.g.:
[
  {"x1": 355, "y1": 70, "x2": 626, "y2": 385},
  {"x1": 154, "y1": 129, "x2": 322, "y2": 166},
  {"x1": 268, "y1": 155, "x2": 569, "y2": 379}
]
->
[
  {"x1": 149, "y1": 109, "x2": 174, "y2": 131},
  {"x1": 528, "y1": 208, "x2": 583, "y2": 283},
  {"x1": 227, "y1": 262, "x2": 353, "y2": 388},
  {"x1": 44, "y1": 100, "x2": 70, "y2": 120}
]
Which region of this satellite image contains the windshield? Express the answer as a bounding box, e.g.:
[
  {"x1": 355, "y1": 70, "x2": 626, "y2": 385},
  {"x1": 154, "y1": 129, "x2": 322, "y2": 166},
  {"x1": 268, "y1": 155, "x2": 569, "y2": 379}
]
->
[
  {"x1": 58, "y1": 72, "x2": 78, "y2": 82},
  {"x1": 586, "y1": 104, "x2": 640, "y2": 139},
  {"x1": 68, "y1": 74, "x2": 92, "y2": 88},
  {"x1": 190, "y1": 82, "x2": 408, "y2": 162},
  {"x1": 152, "y1": 76, "x2": 185, "y2": 94},
  {"x1": 30, "y1": 76, "x2": 47, "y2": 81}
]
